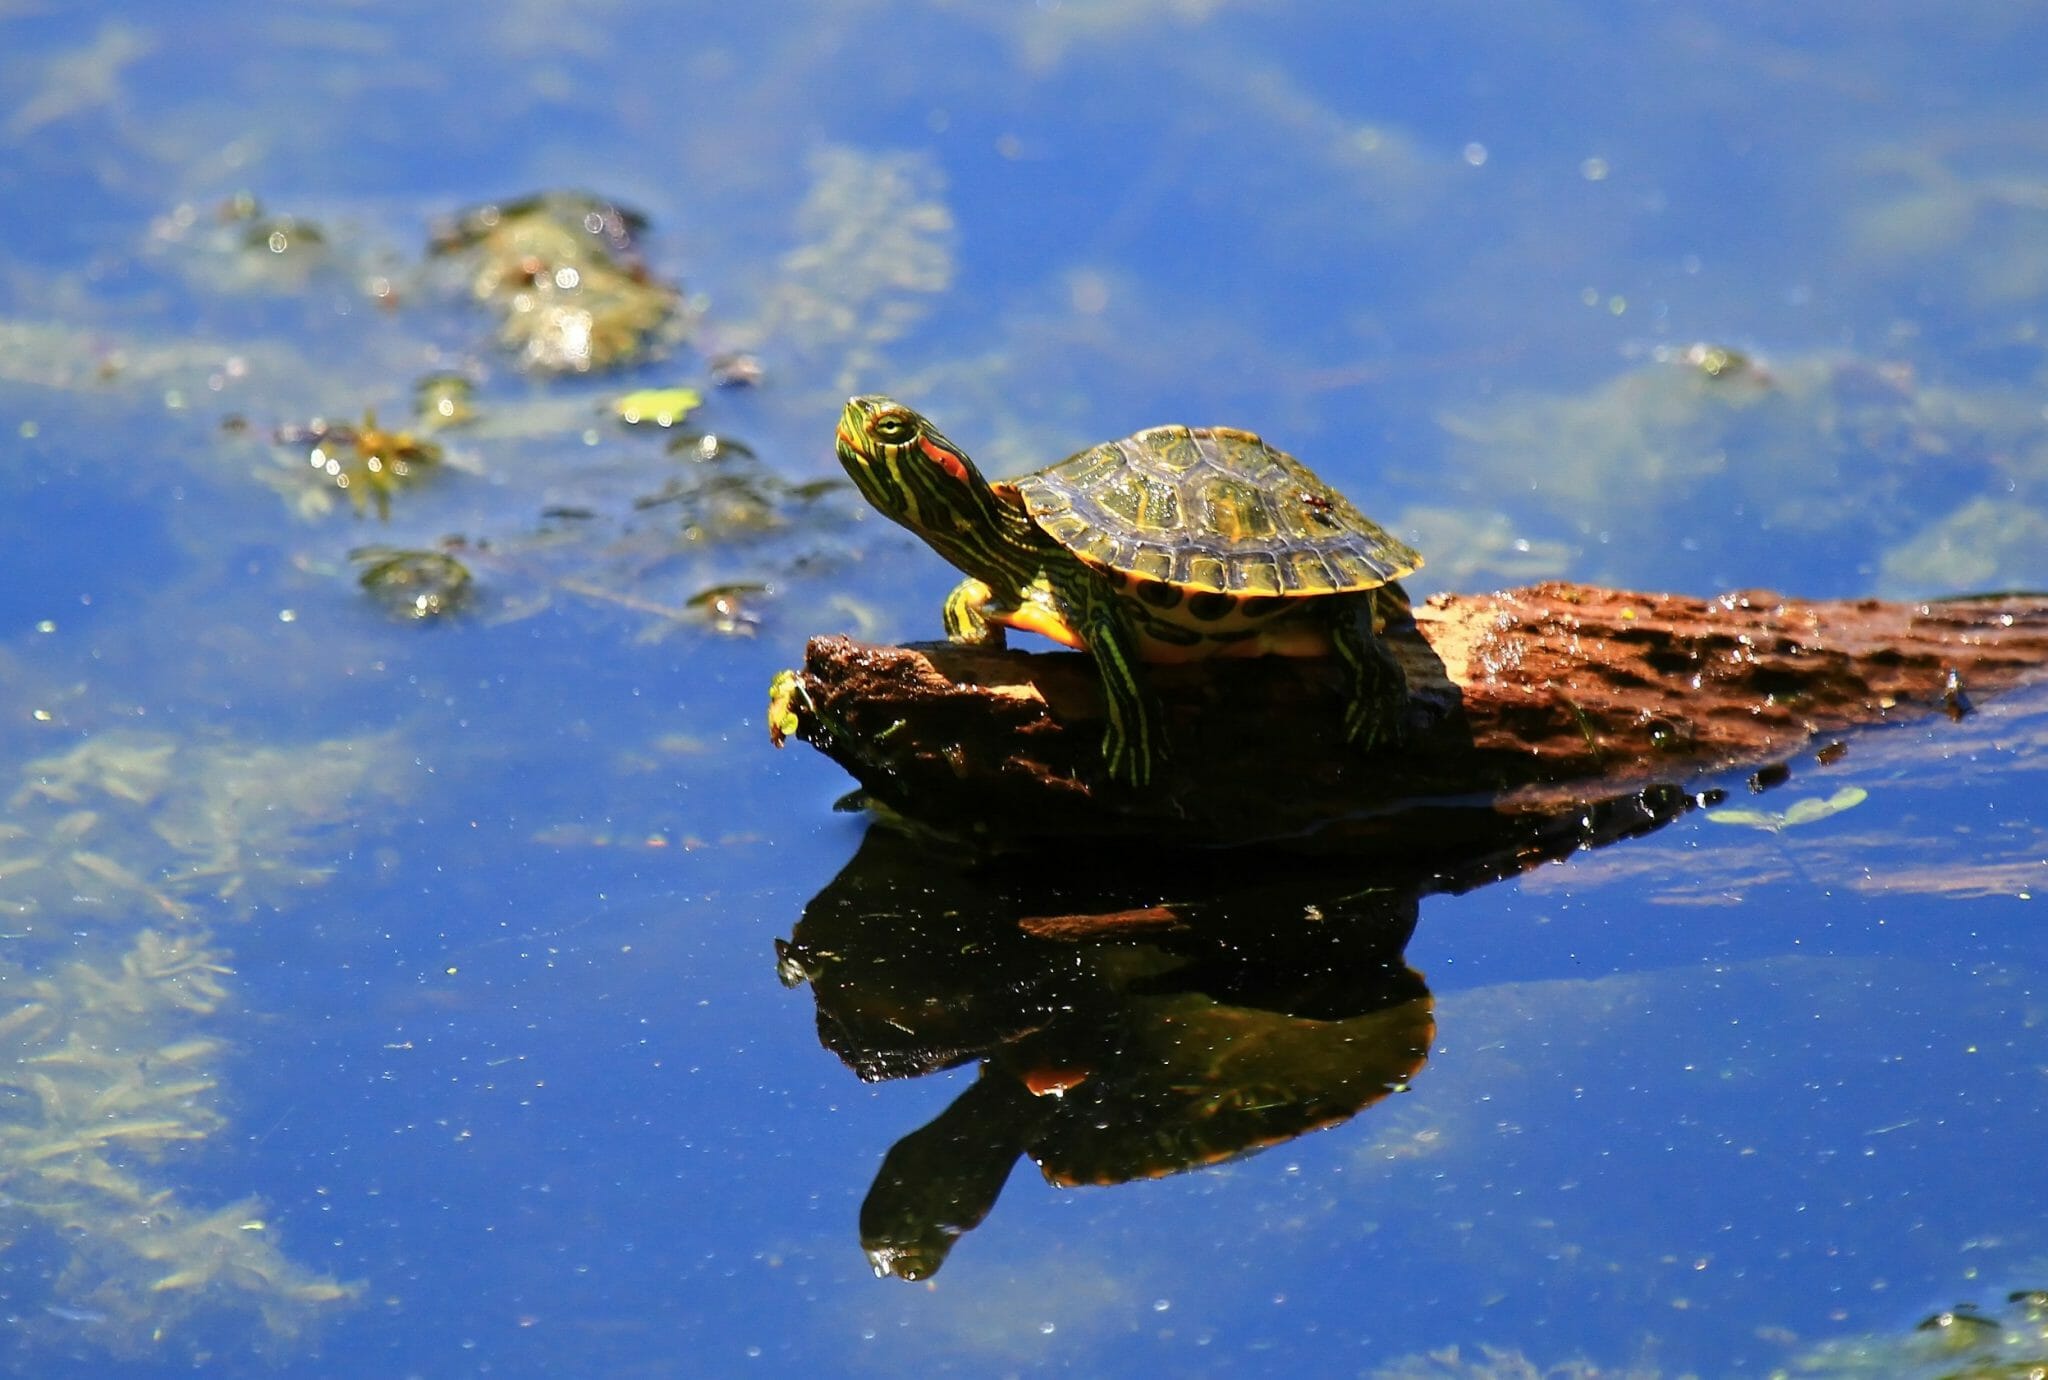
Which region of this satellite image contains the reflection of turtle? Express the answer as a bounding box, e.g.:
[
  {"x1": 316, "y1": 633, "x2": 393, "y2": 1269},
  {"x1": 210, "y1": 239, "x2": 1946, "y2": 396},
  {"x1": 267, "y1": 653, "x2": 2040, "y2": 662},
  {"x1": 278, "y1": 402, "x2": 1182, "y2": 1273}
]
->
[
  {"x1": 784, "y1": 828, "x2": 1434, "y2": 1279},
  {"x1": 864, "y1": 978, "x2": 1441, "y2": 1269},
  {"x1": 1012, "y1": 987, "x2": 1432, "y2": 1188},
  {"x1": 834, "y1": 397, "x2": 1423, "y2": 786},
  {"x1": 858, "y1": 983, "x2": 1435, "y2": 1277}
]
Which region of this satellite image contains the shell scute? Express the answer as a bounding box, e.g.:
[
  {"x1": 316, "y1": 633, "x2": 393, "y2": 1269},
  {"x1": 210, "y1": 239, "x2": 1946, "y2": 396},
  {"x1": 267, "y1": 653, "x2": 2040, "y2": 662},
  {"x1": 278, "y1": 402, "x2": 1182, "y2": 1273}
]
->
[
  {"x1": 1229, "y1": 554, "x2": 1284, "y2": 597},
  {"x1": 1129, "y1": 545, "x2": 1176, "y2": 583},
  {"x1": 1011, "y1": 424, "x2": 1419, "y2": 599}
]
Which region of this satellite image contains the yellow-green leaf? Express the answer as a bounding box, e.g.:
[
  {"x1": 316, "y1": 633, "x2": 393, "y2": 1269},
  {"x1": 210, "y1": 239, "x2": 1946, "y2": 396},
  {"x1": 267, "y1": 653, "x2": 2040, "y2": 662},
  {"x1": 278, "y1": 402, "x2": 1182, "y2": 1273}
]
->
[
  {"x1": 1707, "y1": 785, "x2": 1869, "y2": 832},
  {"x1": 1780, "y1": 787, "x2": 1868, "y2": 828},
  {"x1": 612, "y1": 388, "x2": 702, "y2": 427},
  {"x1": 1705, "y1": 807, "x2": 1780, "y2": 830}
]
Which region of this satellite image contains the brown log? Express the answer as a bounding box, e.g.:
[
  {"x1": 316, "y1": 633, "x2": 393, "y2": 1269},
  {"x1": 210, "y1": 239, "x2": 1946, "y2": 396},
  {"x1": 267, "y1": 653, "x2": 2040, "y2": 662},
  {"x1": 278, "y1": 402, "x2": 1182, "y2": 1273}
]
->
[{"x1": 770, "y1": 582, "x2": 2048, "y2": 850}]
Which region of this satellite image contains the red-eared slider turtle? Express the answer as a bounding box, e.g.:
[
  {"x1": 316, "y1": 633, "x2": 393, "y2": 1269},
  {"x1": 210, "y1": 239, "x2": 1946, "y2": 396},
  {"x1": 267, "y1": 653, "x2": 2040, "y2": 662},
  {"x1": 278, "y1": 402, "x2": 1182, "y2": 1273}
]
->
[{"x1": 833, "y1": 396, "x2": 1422, "y2": 786}]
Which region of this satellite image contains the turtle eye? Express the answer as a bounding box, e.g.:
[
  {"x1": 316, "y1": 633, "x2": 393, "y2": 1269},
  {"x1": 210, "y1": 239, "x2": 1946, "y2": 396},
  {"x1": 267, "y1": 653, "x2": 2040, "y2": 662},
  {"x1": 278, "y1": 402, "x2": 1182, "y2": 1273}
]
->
[{"x1": 870, "y1": 413, "x2": 914, "y2": 445}]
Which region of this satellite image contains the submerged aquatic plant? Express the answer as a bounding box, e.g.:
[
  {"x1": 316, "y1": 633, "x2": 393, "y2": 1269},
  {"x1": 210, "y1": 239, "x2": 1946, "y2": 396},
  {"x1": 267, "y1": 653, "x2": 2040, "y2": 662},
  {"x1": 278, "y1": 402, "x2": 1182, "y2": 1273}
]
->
[
  {"x1": 1787, "y1": 1290, "x2": 2048, "y2": 1377},
  {"x1": 0, "y1": 929, "x2": 356, "y2": 1357},
  {"x1": 0, "y1": 730, "x2": 404, "y2": 1356},
  {"x1": 429, "y1": 191, "x2": 687, "y2": 373},
  {"x1": 413, "y1": 371, "x2": 479, "y2": 428},
  {"x1": 271, "y1": 410, "x2": 444, "y2": 519},
  {"x1": 1371, "y1": 1346, "x2": 1660, "y2": 1379},
  {"x1": 352, "y1": 545, "x2": 474, "y2": 620}
]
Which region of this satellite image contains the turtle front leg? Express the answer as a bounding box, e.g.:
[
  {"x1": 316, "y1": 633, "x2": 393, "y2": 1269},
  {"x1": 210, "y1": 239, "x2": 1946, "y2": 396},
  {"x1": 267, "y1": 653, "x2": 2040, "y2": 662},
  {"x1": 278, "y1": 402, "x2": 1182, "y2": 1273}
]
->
[
  {"x1": 943, "y1": 577, "x2": 1007, "y2": 648},
  {"x1": 1329, "y1": 589, "x2": 1410, "y2": 750},
  {"x1": 1055, "y1": 573, "x2": 1167, "y2": 787}
]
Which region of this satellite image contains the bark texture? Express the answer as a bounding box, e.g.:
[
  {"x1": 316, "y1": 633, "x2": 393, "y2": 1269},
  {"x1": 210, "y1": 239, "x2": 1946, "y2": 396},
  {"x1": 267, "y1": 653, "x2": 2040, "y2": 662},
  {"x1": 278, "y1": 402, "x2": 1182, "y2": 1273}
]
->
[{"x1": 771, "y1": 582, "x2": 2048, "y2": 850}]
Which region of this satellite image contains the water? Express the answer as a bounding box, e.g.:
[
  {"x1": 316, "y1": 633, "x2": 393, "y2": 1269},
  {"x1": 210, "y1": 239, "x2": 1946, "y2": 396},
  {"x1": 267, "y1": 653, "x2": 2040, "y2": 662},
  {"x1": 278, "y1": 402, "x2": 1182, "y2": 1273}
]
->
[{"x1": 2, "y1": 4, "x2": 2046, "y2": 1376}]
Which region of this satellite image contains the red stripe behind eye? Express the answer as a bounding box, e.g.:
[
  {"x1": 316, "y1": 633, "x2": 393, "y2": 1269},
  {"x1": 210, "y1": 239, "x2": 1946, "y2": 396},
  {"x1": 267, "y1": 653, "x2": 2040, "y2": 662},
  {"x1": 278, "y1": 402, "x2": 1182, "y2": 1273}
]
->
[{"x1": 918, "y1": 435, "x2": 969, "y2": 484}]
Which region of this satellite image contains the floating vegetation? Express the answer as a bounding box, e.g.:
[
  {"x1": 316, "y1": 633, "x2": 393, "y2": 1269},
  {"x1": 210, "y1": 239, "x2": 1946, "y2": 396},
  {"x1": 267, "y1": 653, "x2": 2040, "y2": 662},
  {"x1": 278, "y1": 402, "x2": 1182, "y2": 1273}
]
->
[
  {"x1": 7, "y1": 732, "x2": 397, "y2": 925},
  {"x1": 145, "y1": 191, "x2": 404, "y2": 304},
  {"x1": 352, "y1": 545, "x2": 473, "y2": 620},
  {"x1": 707, "y1": 351, "x2": 764, "y2": 388},
  {"x1": 633, "y1": 469, "x2": 774, "y2": 536},
  {"x1": 1669, "y1": 340, "x2": 1763, "y2": 383},
  {"x1": 1706, "y1": 786, "x2": 1869, "y2": 833},
  {"x1": 408, "y1": 424, "x2": 864, "y2": 640},
  {"x1": 1788, "y1": 1288, "x2": 2048, "y2": 1377},
  {"x1": 766, "y1": 669, "x2": 809, "y2": 748},
  {"x1": 0, "y1": 731, "x2": 402, "y2": 1357},
  {"x1": 270, "y1": 410, "x2": 444, "y2": 519},
  {"x1": 0, "y1": 929, "x2": 357, "y2": 1357},
  {"x1": 632, "y1": 467, "x2": 846, "y2": 544},
  {"x1": 611, "y1": 387, "x2": 703, "y2": 428},
  {"x1": 685, "y1": 581, "x2": 768, "y2": 637},
  {"x1": 413, "y1": 371, "x2": 479, "y2": 428},
  {"x1": 666, "y1": 429, "x2": 759, "y2": 462},
  {"x1": 429, "y1": 191, "x2": 686, "y2": 374},
  {"x1": 1370, "y1": 1345, "x2": 1659, "y2": 1379},
  {"x1": 222, "y1": 192, "x2": 328, "y2": 257}
]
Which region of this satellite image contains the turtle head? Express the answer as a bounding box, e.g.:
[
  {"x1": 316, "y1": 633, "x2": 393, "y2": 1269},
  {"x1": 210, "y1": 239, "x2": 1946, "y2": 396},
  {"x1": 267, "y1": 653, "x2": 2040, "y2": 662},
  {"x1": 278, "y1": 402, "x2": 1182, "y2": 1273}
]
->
[{"x1": 835, "y1": 395, "x2": 994, "y2": 538}]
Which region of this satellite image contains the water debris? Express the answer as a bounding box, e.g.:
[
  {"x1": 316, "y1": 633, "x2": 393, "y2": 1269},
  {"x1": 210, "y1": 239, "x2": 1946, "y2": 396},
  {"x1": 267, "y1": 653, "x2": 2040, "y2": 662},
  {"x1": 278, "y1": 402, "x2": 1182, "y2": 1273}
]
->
[
  {"x1": 352, "y1": 545, "x2": 474, "y2": 620},
  {"x1": 429, "y1": 191, "x2": 686, "y2": 373},
  {"x1": 272, "y1": 410, "x2": 444, "y2": 519}
]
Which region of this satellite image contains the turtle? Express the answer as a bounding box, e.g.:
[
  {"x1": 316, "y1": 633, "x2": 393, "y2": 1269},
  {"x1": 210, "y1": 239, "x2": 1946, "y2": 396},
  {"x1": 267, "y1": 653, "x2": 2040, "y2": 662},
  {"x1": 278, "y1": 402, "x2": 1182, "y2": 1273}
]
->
[{"x1": 832, "y1": 395, "x2": 1422, "y2": 787}]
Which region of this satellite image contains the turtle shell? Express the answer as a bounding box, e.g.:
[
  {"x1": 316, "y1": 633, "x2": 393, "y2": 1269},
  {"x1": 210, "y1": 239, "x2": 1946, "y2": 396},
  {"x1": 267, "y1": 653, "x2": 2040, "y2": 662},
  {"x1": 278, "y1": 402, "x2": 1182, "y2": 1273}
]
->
[{"x1": 1008, "y1": 426, "x2": 1419, "y2": 598}]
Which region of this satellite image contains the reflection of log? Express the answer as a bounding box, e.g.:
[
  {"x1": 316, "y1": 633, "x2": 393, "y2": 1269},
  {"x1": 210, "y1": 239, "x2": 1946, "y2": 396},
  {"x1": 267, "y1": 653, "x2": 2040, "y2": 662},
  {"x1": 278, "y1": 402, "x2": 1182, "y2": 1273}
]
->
[{"x1": 774, "y1": 582, "x2": 2048, "y2": 849}]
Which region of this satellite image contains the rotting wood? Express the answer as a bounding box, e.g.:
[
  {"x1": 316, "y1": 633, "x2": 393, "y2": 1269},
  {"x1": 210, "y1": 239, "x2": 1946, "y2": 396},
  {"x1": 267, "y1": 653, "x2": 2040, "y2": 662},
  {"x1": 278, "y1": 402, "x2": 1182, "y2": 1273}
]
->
[{"x1": 769, "y1": 582, "x2": 2048, "y2": 850}]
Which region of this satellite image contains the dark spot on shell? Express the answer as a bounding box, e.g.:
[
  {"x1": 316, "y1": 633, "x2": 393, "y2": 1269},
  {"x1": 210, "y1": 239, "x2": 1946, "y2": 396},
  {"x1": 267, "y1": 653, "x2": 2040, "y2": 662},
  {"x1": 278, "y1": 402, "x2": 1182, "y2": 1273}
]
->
[
  {"x1": 1240, "y1": 595, "x2": 1287, "y2": 618},
  {"x1": 1187, "y1": 592, "x2": 1233, "y2": 621}
]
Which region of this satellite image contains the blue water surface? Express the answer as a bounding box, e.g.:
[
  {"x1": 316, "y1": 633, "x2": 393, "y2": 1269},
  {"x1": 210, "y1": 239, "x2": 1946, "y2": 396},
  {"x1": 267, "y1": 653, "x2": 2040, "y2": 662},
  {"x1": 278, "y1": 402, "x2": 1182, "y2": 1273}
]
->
[{"x1": 2, "y1": 4, "x2": 2046, "y2": 1376}]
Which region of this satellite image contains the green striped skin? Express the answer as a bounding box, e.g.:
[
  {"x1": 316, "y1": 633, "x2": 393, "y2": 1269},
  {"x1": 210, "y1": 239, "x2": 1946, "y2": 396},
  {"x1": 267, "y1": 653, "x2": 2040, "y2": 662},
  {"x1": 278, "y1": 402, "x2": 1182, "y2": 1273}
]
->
[{"x1": 834, "y1": 396, "x2": 1417, "y2": 787}]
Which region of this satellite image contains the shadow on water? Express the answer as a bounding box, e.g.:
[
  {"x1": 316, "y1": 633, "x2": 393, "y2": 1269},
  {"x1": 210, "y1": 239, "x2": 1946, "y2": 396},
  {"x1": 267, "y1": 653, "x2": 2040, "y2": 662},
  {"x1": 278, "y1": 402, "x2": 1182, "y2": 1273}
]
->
[{"x1": 777, "y1": 783, "x2": 1696, "y2": 1280}]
